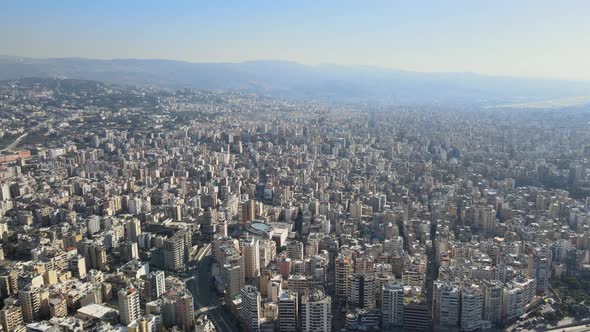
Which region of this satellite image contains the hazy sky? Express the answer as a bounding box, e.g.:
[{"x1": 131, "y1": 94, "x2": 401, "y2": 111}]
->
[{"x1": 2, "y1": 0, "x2": 590, "y2": 80}]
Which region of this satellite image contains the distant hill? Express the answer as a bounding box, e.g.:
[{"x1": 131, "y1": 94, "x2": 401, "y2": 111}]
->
[{"x1": 1, "y1": 56, "x2": 589, "y2": 106}]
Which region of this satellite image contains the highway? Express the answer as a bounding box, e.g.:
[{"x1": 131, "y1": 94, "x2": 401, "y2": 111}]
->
[{"x1": 2, "y1": 118, "x2": 53, "y2": 151}]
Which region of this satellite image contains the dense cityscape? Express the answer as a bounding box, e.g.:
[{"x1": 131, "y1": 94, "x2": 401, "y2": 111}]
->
[{"x1": 0, "y1": 77, "x2": 589, "y2": 332}]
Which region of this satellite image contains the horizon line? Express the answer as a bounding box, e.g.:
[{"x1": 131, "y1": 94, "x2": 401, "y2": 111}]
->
[{"x1": 2, "y1": 54, "x2": 589, "y2": 84}]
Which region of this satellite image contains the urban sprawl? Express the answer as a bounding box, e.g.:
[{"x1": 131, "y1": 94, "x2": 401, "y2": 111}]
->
[{"x1": 0, "y1": 78, "x2": 589, "y2": 332}]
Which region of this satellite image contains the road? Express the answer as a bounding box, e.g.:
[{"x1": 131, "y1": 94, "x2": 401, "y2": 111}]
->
[
  {"x1": 2, "y1": 118, "x2": 53, "y2": 151},
  {"x1": 186, "y1": 255, "x2": 239, "y2": 332}
]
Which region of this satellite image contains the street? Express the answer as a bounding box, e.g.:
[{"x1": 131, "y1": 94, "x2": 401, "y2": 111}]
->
[{"x1": 187, "y1": 255, "x2": 239, "y2": 331}]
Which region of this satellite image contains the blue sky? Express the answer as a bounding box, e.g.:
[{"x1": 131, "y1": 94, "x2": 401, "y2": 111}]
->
[{"x1": 2, "y1": 0, "x2": 590, "y2": 80}]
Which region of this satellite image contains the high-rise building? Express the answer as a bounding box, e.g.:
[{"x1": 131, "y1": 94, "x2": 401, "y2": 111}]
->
[
  {"x1": 286, "y1": 240, "x2": 304, "y2": 260},
  {"x1": 351, "y1": 201, "x2": 363, "y2": 219},
  {"x1": 125, "y1": 218, "x2": 142, "y2": 242},
  {"x1": 278, "y1": 290, "x2": 298, "y2": 332},
  {"x1": 121, "y1": 241, "x2": 140, "y2": 261},
  {"x1": 162, "y1": 288, "x2": 194, "y2": 332},
  {"x1": 164, "y1": 231, "x2": 187, "y2": 272},
  {"x1": 147, "y1": 271, "x2": 166, "y2": 301},
  {"x1": 354, "y1": 256, "x2": 374, "y2": 275},
  {"x1": 461, "y1": 285, "x2": 483, "y2": 332},
  {"x1": 375, "y1": 272, "x2": 395, "y2": 307},
  {"x1": 0, "y1": 305, "x2": 24, "y2": 332},
  {"x1": 433, "y1": 281, "x2": 460, "y2": 328},
  {"x1": 482, "y1": 280, "x2": 503, "y2": 325},
  {"x1": 222, "y1": 258, "x2": 245, "y2": 299},
  {"x1": 566, "y1": 248, "x2": 581, "y2": 278},
  {"x1": 403, "y1": 301, "x2": 431, "y2": 331},
  {"x1": 86, "y1": 216, "x2": 101, "y2": 235},
  {"x1": 502, "y1": 284, "x2": 524, "y2": 322},
  {"x1": 240, "y1": 236, "x2": 260, "y2": 279},
  {"x1": 383, "y1": 237, "x2": 404, "y2": 256},
  {"x1": 301, "y1": 289, "x2": 332, "y2": 332},
  {"x1": 240, "y1": 285, "x2": 261, "y2": 332},
  {"x1": 0, "y1": 271, "x2": 19, "y2": 298},
  {"x1": 118, "y1": 286, "x2": 141, "y2": 325},
  {"x1": 49, "y1": 295, "x2": 68, "y2": 318},
  {"x1": 347, "y1": 273, "x2": 375, "y2": 309},
  {"x1": 382, "y1": 282, "x2": 404, "y2": 329},
  {"x1": 69, "y1": 254, "x2": 87, "y2": 279},
  {"x1": 19, "y1": 286, "x2": 41, "y2": 323},
  {"x1": 77, "y1": 241, "x2": 107, "y2": 271},
  {"x1": 529, "y1": 248, "x2": 552, "y2": 295},
  {"x1": 259, "y1": 239, "x2": 276, "y2": 270},
  {"x1": 473, "y1": 205, "x2": 497, "y2": 236},
  {"x1": 0, "y1": 183, "x2": 10, "y2": 201},
  {"x1": 128, "y1": 314, "x2": 157, "y2": 332},
  {"x1": 267, "y1": 277, "x2": 282, "y2": 302},
  {"x1": 336, "y1": 257, "x2": 353, "y2": 299},
  {"x1": 241, "y1": 199, "x2": 257, "y2": 224}
]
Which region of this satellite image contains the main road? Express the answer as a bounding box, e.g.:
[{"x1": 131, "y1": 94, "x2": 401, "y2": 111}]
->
[
  {"x1": 186, "y1": 254, "x2": 239, "y2": 332},
  {"x1": 2, "y1": 118, "x2": 53, "y2": 151}
]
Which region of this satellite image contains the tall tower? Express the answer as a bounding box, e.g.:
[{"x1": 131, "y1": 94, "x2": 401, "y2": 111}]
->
[
  {"x1": 461, "y1": 285, "x2": 483, "y2": 332},
  {"x1": 433, "y1": 281, "x2": 460, "y2": 328},
  {"x1": 162, "y1": 288, "x2": 194, "y2": 332},
  {"x1": 530, "y1": 248, "x2": 552, "y2": 295},
  {"x1": 118, "y1": 286, "x2": 141, "y2": 325},
  {"x1": 301, "y1": 289, "x2": 332, "y2": 332},
  {"x1": 347, "y1": 273, "x2": 376, "y2": 309},
  {"x1": 286, "y1": 240, "x2": 304, "y2": 260},
  {"x1": 278, "y1": 290, "x2": 298, "y2": 332},
  {"x1": 125, "y1": 218, "x2": 142, "y2": 242},
  {"x1": 240, "y1": 236, "x2": 260, "y2": 280},
  {"x1": 164, "y1": 232, "x2": 186, "y2": 272},
  {"x1": 0, "y1": 305, "x2": 24, "y2": 332},
  {"x1": 335, "y1": 256, "x2": 353, "y2": 299},
  {"x1": 222, "y1": 258, "x2": 245, "y2": 299},
  {"x1": 19, "y1": 286, "x2": 41, "y2": 323},
  {"x1": 147, "y1": 271, "x2": 166, "y2": 301},
  {"x1": 382, "y1": 282, "x2": 404, "y2": 329},
  {"x1": 482, "y1": 280, "x2": 503, "y2": 325},
  {"x1": 240, "y1": 285, "x2": 261, "y2": 332}
]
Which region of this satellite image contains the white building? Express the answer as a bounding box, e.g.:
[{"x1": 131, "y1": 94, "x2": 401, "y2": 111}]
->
[
  {"x1": 382, "y1": 282, "x2": 404, "y2": 328},
  {"x1": 118, "y1": 286, "x2": 141, "y2": 325},
  {"x1": 461, "y1": 285, "x2": 483, "y2": 332},
  {"x1": 301, "y1": 289, "x2": 332, "y2": 332}
]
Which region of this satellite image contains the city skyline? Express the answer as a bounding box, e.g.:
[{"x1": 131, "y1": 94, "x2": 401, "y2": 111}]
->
[{"x1": 1, "y1": 2, "x2": 590, "y2": 332}]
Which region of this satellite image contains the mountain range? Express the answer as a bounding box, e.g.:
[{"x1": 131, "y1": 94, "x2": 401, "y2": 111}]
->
[{"x1": 1, "y1": 55, "x2": 589, "y2": 106}]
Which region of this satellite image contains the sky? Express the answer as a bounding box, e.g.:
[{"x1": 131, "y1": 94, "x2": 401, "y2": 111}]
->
[{"x1": 1, "y1": 0, "x2": 590, "y2": 80}]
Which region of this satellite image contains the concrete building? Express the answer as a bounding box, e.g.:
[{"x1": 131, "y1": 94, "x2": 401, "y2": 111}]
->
[
  {"x1": 240, "y1": 236, "x2": 260, "y2": 280},
  {"x1": 482, "y1": 280, "x2": 503, "y2": 325},
  {"x1": 162, "y1": 288, "x2": 194, "y2": 332},
  {"x1": 461, "y1": 285, "x2": 483, "y2": 332},
  {"x1": 336, "y1": 257, "x2": 353, "y2": 299},
  {"x1": 382, "y1": 282, "x2": 404, "y2": 329},
  {"x1": 222, "y1": 259, "x2": 245, "y2": 299},
  {"x1": 301, "y1": 289, "x2": 332, "y2": 332},
  {"x1": 0, "y1": 305, "x2": 24, "y2": 332},
  {"x1": 347, "y1": 273, "x2": 376, "y2": 309},
  {"x1": 278, "y1": 290, "x2": 298, "y2": 332},
  {"x1": 433, "y1": 281, "x2": 460, "y2": 328},
  {"x1": 19, "y1": 286, "x2": 41, "y2": 323},
  {"x1": 147, "y1": 271, "x2": 166, "y2": 301},
  {"x1": 118, "y1": 286, "x2": 141, "y2": 325},
  {"x1": 240, "y1": 285, "x2": 261, "y2": 332},
  {"x1": 163, "y1": 231, "x2": 187, "y2": 272}
]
